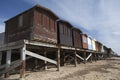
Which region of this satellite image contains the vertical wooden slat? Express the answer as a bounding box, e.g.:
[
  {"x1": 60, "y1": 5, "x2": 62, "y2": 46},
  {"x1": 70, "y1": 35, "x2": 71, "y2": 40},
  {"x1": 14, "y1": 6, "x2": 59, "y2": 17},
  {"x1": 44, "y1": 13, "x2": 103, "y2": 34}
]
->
[
  {"x1": 5, "y1": 50, "x2": 11, "y2": 78},
  {"x1": 20, "y1": 45, "x2": 26, "y2": 79},
  {"x1": 57, "y1": 46, "x2": 60, "y2": 71}
]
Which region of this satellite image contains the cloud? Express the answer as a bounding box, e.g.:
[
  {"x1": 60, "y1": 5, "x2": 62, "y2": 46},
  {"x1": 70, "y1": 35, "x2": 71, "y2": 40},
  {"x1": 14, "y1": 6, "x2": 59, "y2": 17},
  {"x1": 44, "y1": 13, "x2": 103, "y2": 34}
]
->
[
  {"x1": 0, "y1": 18, "x2": 5, "y2": 33},
  {"x1": 112, "y1": 32, "x2": 120, "y2": 35}
]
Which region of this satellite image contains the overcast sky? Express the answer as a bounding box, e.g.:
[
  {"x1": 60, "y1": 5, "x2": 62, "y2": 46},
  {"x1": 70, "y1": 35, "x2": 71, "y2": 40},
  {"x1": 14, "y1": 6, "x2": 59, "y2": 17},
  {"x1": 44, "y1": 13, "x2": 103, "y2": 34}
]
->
[{"x1": 0, "y1": 0, "x2": 120, "y2": 55}]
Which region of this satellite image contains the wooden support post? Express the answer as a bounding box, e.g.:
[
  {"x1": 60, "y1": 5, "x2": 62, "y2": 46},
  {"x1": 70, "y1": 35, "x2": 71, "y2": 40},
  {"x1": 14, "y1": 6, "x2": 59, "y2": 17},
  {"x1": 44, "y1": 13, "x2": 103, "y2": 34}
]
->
[
  {"x1": 34, "y1": 58, "x2": 38, "y2": 69},
  {"x1": 44, "y1": 51, "x2": 47, "y2": 70},
  {"x1": 97, "y1": 54, "x2": 99, "y2": 60},
  {"x1": 90, "y1": 53, "x2": 92, "y2": 63},
  {"x1": 74, "y1": 50, "x2": 77, "y2": 67},
  {"x1": 0, "y1": 51, "x2": 2, "y2": 65},
  {"x1": 57, "y1": 46, "x2": 60, "y2": 71},
  {"x1": 5, "y1": 50, "x2": 11, "y2": 78},
  {"x1": 84, "y1": 52, "x2": 86, "y2": 64},
  {"x1": 102, "y1": 54, "x2": 104, "y2": 60},
  {"x1": 95, "y1": 53, "x2": 97, "y2": 61},
  {"x1": 63, "y1": 52, "x2": 65, "y2": 66},
  {"x1": 20, "y1": 45, "x2": 26, "y2": 80}
]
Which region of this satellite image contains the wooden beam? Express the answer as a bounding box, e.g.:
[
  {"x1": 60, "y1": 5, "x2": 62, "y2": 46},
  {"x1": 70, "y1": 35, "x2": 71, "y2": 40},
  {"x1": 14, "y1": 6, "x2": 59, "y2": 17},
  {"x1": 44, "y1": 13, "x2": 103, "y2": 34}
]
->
[
  {"x1": 5, "y1": 50, "x2": 11, "y2": 78},
  {"x1": 90, "y1": 53, "x2": 93, "y2": 63},
  {"x1": 98, "y1": 55, "x2": 101, "y2": 60},
  {"x1": 0, "y1": 60, "x2": 22, "y2": 76},
  {"x1": 0, "y1": 56, "x2": 32, "y2": 75},
  {"x1": 0, "y1": 40, "x2": 24, "y2": 51},
  {"x1": 84, "y1": 52, "x2": 86, "y2": 64},
  {"x1": 0, "y1": 56, "x2": 31, "y2": 70},
  {"x1": 57, "y1": 46, "x2": 60, "y2": 71},
  {"x1": 68, "y1": 56, "x2": 74, "y2": 63},
  {"x1": 86, "y1": 53, "x2": 92, "y2": 61},
  {"x1": 25, "y1": 50, "x2": 57, "y2": 65},
  {"x1": 74, "y1": 50, "x2": 77, "y2": 67},
  {"x1": 24, "y1": 40, "x2": 57, "y2": 48},
  {"x1": 20, "y1": 45, "x2": 26, "y2": 80},
  {"x1": 94, "y1": 53, "x2": 97, "y2": 61},
  {"x1": 24, "y1": 40, "x2": 84, "y2": 51},
  {"x1": 76, "y1": 54, "x2": 84, "y2": 61},
  {"x1": 61, "y1": 46, "x2": 75, "y2": 50}
]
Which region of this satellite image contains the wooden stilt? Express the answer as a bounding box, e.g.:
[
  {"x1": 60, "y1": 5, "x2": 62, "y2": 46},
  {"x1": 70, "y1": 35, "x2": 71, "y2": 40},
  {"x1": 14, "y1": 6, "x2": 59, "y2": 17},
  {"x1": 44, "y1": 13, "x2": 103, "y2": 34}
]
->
[
  {"x1": 34, "y1": 58, "x2": 38, "y2": 69},
  {"x1": 74, "y1": 50, "x2": 77, "y2": 67},
  {"x1": 5, "y1": 50, "x2": 11, "y2": 78},
  {"x1": 0, "y1": 51, "x2": 2, "y2": 65},
  {"x1": 60, "y1": 52, "x2": 65, "y2": 66},
  {"x1": 44, "y1": 51, "x2": 47, "y2": 70},
  {"x1": 63, "y1": 52, "x2": 65, "y2": 66},
  {"x1": 95, "y1": 53, "x2": 97, "y2": 61},
  {"x1": 84, "y1": 52, "x2": 86, "y2": 64},
  {"x1": 20, "y1": 45, "x2": 26, "y2": 80},
  {"x1": 96, "y1": 54, "x2": 98, "y2": 60},
  {"x1": 90, "y1": 53, "x2": 92, "y2": 63},
  {"x1": 57, "y1": 46, "x2": 60, "y2": 71}
]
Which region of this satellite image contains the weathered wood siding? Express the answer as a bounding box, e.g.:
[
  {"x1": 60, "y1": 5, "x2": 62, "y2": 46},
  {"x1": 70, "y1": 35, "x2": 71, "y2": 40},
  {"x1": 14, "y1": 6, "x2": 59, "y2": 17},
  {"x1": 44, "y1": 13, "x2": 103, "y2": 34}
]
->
[
  {"x1": 5, "y1": 10, "x2": 33, "y2": 43},
  {"x1": 32, "y1": 8, "x2": 58, "y2": 43},
  {"x1": 81, "y1": 34, "x2": 88, "y2": 49},
  {"x1": 4, "y1": 5, "x2": 58, "y2": 44},
  {"x1": 58, "y1": 21, "x2": 73, "y2": 46},
  {"x1": 72, "y1": 28, "x2": 82, "y2": 48}
]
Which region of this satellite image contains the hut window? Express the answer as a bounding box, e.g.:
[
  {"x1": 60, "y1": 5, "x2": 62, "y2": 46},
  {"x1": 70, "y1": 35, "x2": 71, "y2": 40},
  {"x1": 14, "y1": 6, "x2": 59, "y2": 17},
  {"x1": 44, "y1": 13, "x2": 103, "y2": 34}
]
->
[{"x1": 18, "y1": 15, "x2": 23, "y2": 27}]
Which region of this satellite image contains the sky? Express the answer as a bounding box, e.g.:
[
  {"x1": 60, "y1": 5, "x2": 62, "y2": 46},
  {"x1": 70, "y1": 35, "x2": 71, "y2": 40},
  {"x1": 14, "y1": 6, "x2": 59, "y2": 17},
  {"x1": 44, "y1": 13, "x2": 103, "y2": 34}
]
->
[{"x1": 0, "y1": 0, "x2": 120, "y2": 55}]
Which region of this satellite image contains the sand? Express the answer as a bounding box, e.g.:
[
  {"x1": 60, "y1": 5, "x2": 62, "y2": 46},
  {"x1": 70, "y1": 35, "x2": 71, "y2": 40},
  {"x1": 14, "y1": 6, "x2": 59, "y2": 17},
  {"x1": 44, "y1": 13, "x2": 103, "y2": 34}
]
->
[{"x1": 0, "y1": 57, "x2": 120, "y2": 80}]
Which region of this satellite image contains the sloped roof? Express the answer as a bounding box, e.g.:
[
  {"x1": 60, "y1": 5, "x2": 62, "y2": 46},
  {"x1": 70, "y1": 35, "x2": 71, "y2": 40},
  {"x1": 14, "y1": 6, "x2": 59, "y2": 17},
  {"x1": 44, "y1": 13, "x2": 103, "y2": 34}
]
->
[{"x1": 5, "y1": 4, "x2": 59, "y2": 23}]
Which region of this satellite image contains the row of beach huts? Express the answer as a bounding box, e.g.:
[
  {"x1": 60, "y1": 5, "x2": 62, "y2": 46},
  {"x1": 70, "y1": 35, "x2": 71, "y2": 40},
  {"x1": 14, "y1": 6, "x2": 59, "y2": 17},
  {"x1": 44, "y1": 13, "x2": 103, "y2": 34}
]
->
[{"x1": 0, "y1": 5, "x2": 116, "y2": 79}]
